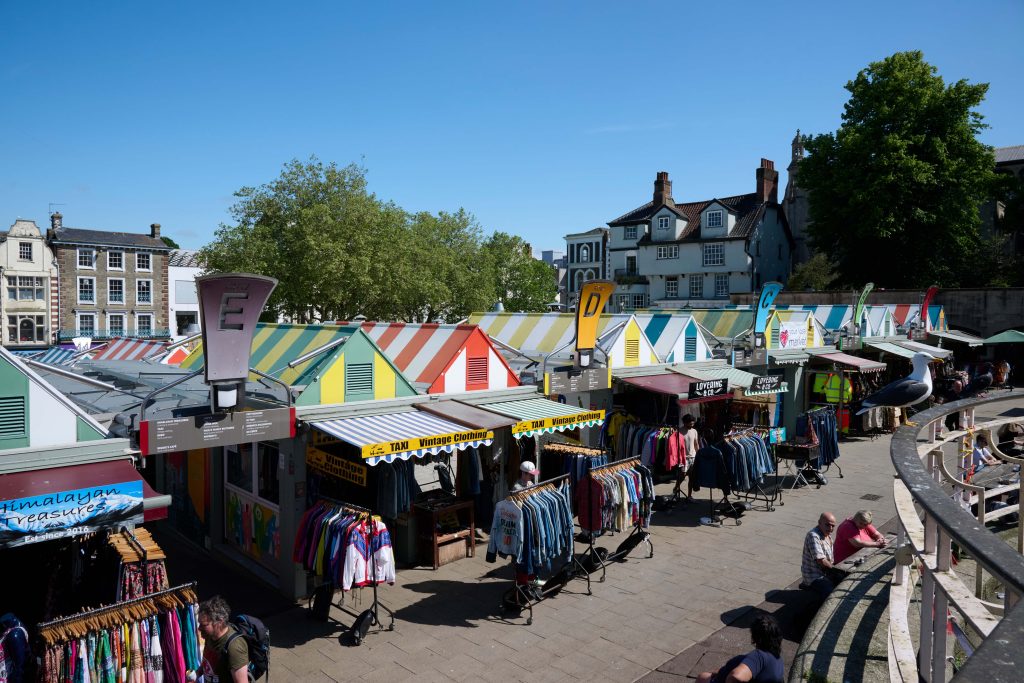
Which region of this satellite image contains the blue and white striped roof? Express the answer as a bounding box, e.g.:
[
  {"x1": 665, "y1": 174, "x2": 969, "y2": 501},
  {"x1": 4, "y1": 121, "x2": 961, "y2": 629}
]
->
[
  {"x1": 310, "y1": 410, "x2": 493, "y2": 466},
  {"x1": 10, "y1": 347, "x2": 77, "y2": 366}
]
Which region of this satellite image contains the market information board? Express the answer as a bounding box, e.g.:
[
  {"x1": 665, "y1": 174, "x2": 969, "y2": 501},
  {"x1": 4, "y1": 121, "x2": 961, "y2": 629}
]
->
[
  {"x1": 544, "y1": 367, "x2": 611, "y2": 394},
  {"x1": 687, "y1": 378, "x2": 729, "y2": 400},
  {"x1": 139, "y1": 406, "x2": 295, "y2": 454}
]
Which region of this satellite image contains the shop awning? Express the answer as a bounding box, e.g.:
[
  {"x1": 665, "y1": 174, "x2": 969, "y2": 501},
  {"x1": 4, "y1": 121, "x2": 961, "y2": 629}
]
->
[
  {"x1": 814, "y1": 352, "x2": 886, "y2": 373},
  {"x1": 928, "y1": 330, "x2": 984, "y2": 347},
  {"x1": 473, "y1": 398, "x2": 605, "y2": 439},
  {"x1": 768, "y1": 349, "x2": 809, "y2": 365},
  {"x1": 310, "y1": 410, "x2": 494, "y2": 466},
  {"x1": 415, "y1": 400, "x2": 519, "y2": 431},
  {"x1": 683, "y1": 365, "x2": 787, "y2": 398},
  {"x1": 866, "y1": 342, "x2": 917, "y2": 360},
  {"x1": 619, "y1": 373, "x2": 729, "y2": 403},
  {"x1": 895, "y1": 340, "x2": 954, "y2": 359},
  {"x1": 91, "y1": 338, "x2": 167, "y2": 361},
  {"x1": 0, "y1": 459, "x2": 168, "y2": 548}
]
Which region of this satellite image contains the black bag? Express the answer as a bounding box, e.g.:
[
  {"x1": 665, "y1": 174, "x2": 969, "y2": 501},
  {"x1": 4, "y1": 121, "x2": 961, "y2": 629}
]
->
[
  {"x1": 581, "y1": 547, "x2": 608, "y2": 572},
  {"x1": 541, "y1": 566, "x2": 571, "y2": 596},
  {"x1": 350, "y1": 609, "x2": 377, "y2": 646},
  {"x1": 652, "y1": 495, "x2": 676, "y2": 512},
  {"x1": 224, "y1": 615, "x2": 271, "y2": 681},
  {"x1": 309, "y1": 583, "x2": 333, "y2": 622}
]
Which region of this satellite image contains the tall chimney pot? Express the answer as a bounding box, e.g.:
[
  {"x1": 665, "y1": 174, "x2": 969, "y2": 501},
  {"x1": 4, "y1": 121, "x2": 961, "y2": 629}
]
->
[
  {"x1": 755, "y1": 159, "x2": 779, "y2": 203},
  {"x1": 50, "y1": 211, "x2": 63, "y2": 230},
  {"x1": 653, "y1": 171, "x2": 674, "y2": 207},
  {"x1": 150, "y1": 223, "x2": 161, "y2": 238}
]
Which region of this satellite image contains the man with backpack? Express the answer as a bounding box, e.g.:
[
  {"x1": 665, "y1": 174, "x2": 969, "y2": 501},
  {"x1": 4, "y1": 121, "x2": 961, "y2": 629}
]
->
[{"x1": 197, "y1": 596, "x2": 270, "y2": 682}]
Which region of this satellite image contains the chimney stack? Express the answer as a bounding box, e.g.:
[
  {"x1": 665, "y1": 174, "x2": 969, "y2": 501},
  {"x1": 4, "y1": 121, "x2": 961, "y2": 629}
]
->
[
  {"x1": 755, "y1": 159, "x2": 778, "y2": 203},
  {"x1": 653, "y1": 171, "x2": 674, "y2": 207},
  {"x1": 150, "y1": 223, "x2": 161, "y2": 238},
  {"x1": 50, "y1": 211, "x2": 63, "y2": 230}
]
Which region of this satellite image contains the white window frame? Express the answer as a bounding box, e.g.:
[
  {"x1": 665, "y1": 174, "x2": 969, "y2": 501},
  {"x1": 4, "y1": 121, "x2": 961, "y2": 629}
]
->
[
  {"x1": 108, "y1": 277, "x2": 125, "y2": 305},
  {"x1": 136, "y1": 313, "x2": 154, "y2": 337},
  {"x1": 7, "y1": 276, "x2": 45, "y2": 302},
  {"x1": 78, "y1": 248, "x2": 96, "y2": 269},
  {"x1": 617, "y1": 294, "x2": 630, "y2": 311},
  {"x1": 108, "y1": 250, "x2": 124, "y2": 271},
  {"x1": 624, "y1": 226, "x2": 637, "y2": 240},
  {"x1": 108, "y1": 313, "x2": 126, "y2": 337},
  {"x1": 136, "y1": 279, "x2": 153, "y2": 305},
  {"x1": 665, "y1": 277, "x2": 678, "y2": 299},
  {"x1": 703, "y1": 243, "x2": 724, "y2": 267},
  {"x1": 135, "y1": 251, "x2": 152, "y2": 272},
  {"x1": 7, "y1": 314, "x2": 46, "y2": 344},
  {"x1": 689, "y1": 275, "x2": 704, "y2": 298},
  {"x1": 579, "y1": 245, "x2": 590, "y2": 262},
  {"x1": 632, "y1": 293, "x2": 646, "y2": 309},
  {"x1": 77, "y1": 276, "x2": 96, "y2": 304},
  {"x1": 76, "y1": 312, "x2": 96, "y2": 336},
  {"x1": 706, "y1": 210, "x2": 723, "y2": 228},
  {"x1": 657, "y1": 216, "x2": 671, "y2": 230},
  {"x1": 18, "y1": 242, "x2": 32, "y2": 261},
  {"x1": 656, "y1": 245, "x2": 679, "y2": 259},
  {"x1": 715, "y1": 273, "x2": 729, "y2": 297}
]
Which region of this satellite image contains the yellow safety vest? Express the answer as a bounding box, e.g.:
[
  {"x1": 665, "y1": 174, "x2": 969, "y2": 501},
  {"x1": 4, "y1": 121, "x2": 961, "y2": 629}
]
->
[{"x1": 813, "y1": 373, "x2": 852, "y2": 403}]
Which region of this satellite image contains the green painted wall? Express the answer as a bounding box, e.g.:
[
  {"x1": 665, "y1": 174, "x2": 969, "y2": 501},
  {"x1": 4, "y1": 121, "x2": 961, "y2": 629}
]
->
[
  {"x1": 76, "y1": 416, "x2": 105, "y2": 441},
  {"x1": 0, "y1": 355, "x2": 30, "y2": 450}
]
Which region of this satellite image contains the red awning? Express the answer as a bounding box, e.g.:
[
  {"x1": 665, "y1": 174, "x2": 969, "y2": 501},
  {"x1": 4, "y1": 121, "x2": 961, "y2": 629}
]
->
[
  {"x1": 619, "y1": 373, "x2": 729, "y2": 403},
  {"x1": 91, "y1": 338, "x2": 167, "y2": 361},
  {"x1": 0, "y1": 459, "x2": 169, "y2": 525},
  {"x1": 815, "y1": 352, "x2": 886, "y2": 373}
]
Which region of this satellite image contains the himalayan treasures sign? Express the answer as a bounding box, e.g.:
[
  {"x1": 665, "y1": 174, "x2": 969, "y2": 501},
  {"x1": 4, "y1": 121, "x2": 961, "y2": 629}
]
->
[
  {"x1": 687, "y1": 378, "x2": 729, "y2": 400},
  {"x1": 544, "y1": 367, "x2": 611, "y2": 394},
  {"x1": 139, "y1": 406, "x2": 296, "y2": 455},
  {"x1": 361, "y1": 429, "x2": 494, "y2": 459},
  {"x1": 306, "y1": 446, "x2": 368, "y2": 487},
  {"x1": 0, "y1": 481, "x2": 144, "y2": 547}
]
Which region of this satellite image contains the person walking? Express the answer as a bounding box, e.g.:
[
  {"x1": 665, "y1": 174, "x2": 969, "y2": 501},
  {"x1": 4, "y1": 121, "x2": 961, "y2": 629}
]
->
[{"x1": 197, "y1": 596, "x2": 249, "y2": 683}]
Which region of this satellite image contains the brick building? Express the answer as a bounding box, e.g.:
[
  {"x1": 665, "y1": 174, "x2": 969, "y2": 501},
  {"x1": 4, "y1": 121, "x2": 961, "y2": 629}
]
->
[{"x1": 46, "y1": 212, "x2": 172, "y2": 341}]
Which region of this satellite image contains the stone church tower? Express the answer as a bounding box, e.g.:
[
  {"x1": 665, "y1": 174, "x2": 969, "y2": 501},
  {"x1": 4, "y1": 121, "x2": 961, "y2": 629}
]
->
[{"x1": 783, "y1": 130, "x2": 813, "y2": 265}]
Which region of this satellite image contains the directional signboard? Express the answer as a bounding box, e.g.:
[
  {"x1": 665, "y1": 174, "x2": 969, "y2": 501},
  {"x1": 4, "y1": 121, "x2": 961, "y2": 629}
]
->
[
  {"x1": 543, "y1": 367, "x2": 611, "y2": 394},
  {"x1": 139, "y1": 406, "x2": 296, "y2": 455}
]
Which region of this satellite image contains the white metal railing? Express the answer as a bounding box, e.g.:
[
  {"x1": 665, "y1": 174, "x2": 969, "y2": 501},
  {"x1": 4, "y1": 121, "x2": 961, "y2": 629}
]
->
[{"x1": 889, "y1": 396, "x2": 1024, "y2": 682}]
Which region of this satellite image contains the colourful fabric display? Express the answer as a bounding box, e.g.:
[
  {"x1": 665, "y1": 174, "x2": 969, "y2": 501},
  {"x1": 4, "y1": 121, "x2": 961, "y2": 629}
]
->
[{"x1": 293, "y1": 500, "x2": 396, "y2": 590}]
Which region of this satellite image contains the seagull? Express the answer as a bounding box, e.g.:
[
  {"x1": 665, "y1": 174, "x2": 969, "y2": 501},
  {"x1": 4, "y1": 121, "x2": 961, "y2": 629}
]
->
[{"x1": 857, "y1": 352, "x2": 936, "y2": 424}]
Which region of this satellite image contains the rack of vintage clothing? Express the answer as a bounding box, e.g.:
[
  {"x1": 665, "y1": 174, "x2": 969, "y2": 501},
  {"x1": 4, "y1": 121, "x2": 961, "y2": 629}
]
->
[
  {"x1": 36, "y1": 582, "x2": 201, "y2": 683},
  {"x1": 488, "y1": 474, "x2": 582, "y2": 626},
  {"x1": 603, "y1": 415, "x2": 693, "y2": 480},
  {"x1": 109, "y1": 526, "x2": 170, "y2": 601},
  {"x1": 575, "y1": 457, "x2": 655, "y2": 582},
  {"x1": 540, "y1": 442, "x2": 609, "y2": 495},
  {"x1": 294, "y1": 496, "x2": 396, "y2": 640},
  {"x1": 689, "y1": 438, "x2": 748, "y2": 527},
  {"x1": 719, "y1": 427, "x2": 780, "y2": 512}
]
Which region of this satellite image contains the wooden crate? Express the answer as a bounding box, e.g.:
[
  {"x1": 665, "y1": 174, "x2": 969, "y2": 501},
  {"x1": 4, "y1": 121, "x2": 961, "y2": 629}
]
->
[{"x1": 436, "y1": 537, "x2": 469, "y2": 567}]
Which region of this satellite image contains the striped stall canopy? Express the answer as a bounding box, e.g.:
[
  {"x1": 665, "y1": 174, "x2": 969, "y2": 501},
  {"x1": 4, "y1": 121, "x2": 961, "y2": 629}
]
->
[
  {"x1": 352, "y1": 322, "x2": 518, "y2": 393},
  {"x1": 928, "y1": 329, "x2": 983, "y2": 347},
  {"x1": 897, "y1": 340, "x2": 953, "y2": 359},
  {"x1": 689, "y1": 309, "x2": 754, "y2": 341},
  {"x1": 866, "y1": 341, "x2": 917, "y2": 360},
  {"x1": 474, "y1": 397, "x2": 605, "y2": 439},
  {"x1": 310, "y1": 409, "x2": 494, "y2": 466},
  {"x1": 631, "y1": 313, "x2": 713, "y2": 363},
  {"x1": 886, "y1": 304, "x2": 947, "y2": 332},
  {"x1": 768, "y1": 349, "x2": 809, "y2": 365},
  {"x1": 91, "y1": 338, "x2": 167, "y2": 361},
  {"x1": 11, "y1": 347, "x2": 78, "y2": 366}
]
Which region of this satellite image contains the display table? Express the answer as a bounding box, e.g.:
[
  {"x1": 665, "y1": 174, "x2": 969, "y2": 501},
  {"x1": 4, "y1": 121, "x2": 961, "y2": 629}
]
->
[{"x1": 413, "y1": 497, "x2": 475, "y2": 569}]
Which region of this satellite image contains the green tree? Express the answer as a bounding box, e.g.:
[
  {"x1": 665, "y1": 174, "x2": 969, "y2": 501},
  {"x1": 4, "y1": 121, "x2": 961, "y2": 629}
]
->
[
  {"x1": 160, "y1": 235, "x2": 180, "y2": 249},
  {"x1": 799, "y1": 51, "x2": 1001, "y2": 287},
  {"x1": 482, "y1": 232, "x2": 557, "y2": 312},
  {"x1": 787, "y1": 253, "x2": 837, "y2": 291}
]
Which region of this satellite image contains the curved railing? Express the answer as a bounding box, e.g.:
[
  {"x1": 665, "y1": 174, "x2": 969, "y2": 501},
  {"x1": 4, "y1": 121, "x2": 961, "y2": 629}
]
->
[{"x1": 889, "y1": 393, "x2": 1024, "y2": 682}]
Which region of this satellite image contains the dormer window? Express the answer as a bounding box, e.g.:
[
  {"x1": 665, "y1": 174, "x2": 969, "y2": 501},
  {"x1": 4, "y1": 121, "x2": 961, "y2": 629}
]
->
[
  {"x1": 657, "y1": 216, "x2": 671, "y2": 230},
  {"x1": 625, "y1": 226, "x2": 637, "y2": 240},
  {"x1": 706, "y1": 210, "x2": 723, "y2": 228}
]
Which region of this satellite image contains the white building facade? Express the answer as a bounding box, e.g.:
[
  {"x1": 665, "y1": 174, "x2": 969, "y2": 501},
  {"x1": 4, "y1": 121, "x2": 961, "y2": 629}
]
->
[
  {"x1": 0, "y1": 219, "x2": 58, "y2": 348},
  {"x1": 563, "y1": 227, "x2": 608, "y2": 309},
  {"x1": 168, "y1": 250, "x2": 202, "y2": 340}
]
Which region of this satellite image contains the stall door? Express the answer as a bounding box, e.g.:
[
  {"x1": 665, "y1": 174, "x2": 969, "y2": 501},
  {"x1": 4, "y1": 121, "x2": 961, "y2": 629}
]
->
[{"x1": 224, "y1": 442, "x2": 282, "y2": 571}]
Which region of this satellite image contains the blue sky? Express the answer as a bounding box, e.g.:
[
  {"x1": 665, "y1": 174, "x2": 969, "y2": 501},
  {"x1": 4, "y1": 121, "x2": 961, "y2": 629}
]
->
[{"x1": 2, "y1": 1, "x2": 1022, "y2": 251}]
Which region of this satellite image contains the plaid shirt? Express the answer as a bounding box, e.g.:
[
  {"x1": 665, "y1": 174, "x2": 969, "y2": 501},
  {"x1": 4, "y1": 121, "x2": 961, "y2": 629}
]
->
[{"x1": 802, "y1": 526, "x2": 833, "y2": 584}]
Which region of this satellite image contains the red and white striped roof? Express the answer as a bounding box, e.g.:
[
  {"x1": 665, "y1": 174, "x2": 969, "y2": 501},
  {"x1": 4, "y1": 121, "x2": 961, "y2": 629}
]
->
[
  {"x1": 90, "y1": 337, "x2": 167, "y2": 361},
  {"x1": 346, "y1": 322, "x2": 520, "y2": 393}
]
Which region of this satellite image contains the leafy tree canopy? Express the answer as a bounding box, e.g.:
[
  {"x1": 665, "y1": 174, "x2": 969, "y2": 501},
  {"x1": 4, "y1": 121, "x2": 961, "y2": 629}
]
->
[
  {"x1": 799, "y1": 51, "x2": 1001, "y2": 288},
  {"x1": 200, "y1": 157, "x2": 556, "y2": 322},
  {"x1": 482, "y1": 232, "x2": 557, "y2": 313},
  {"x1": 787, "y1": 253, "x2": 837, "y2": 291},
  {"x1": 160, "y1": 235, "x2": 180, "y2": 249}
]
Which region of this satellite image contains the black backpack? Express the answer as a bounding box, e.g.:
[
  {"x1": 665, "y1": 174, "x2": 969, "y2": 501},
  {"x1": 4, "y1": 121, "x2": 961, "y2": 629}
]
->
[{"x1": 223, "y1": 614, "x2": 271, "y2": 681}]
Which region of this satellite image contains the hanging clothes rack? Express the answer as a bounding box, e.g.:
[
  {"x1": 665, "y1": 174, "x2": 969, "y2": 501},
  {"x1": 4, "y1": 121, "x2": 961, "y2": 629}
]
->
[
  {"x1": 299, "y1": 496, "x2": 395, "y2": 643},
  {"x1": 496, "y1": 473, "x2": 585, "y2": 626},
  {"x1": 577, "y1": 457, "x2": 654, "y2": 583},
  {"x1": 721, "y1": 428, "x2": 779, "y2": 512}
]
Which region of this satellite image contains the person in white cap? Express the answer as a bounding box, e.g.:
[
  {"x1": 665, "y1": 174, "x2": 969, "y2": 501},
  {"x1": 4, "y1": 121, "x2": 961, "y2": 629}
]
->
[{"x1": 513, "y1": 461, "x2": 539, "y2": 491}]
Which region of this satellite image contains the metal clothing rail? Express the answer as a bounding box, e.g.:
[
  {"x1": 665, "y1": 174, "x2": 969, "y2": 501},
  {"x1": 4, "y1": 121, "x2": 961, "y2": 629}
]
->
[
  {"x1": 307, "y1": 497, "x2": 394, "y2": 644},
  {"x1": 37, "y1": 581, "x2": 198, "y2": 630},
  {"x1": 119, "y1": 526, "x2": 150, "y2": 597},
  {"x1": 580, "y1": 457, "x2": 654, "y2": 583},
  {"x1": 721, "y1": 429, "x2": 780, "y2": 512},
  {"x1": 499, "y1": 473, "x2": 587, "y2": 626}
]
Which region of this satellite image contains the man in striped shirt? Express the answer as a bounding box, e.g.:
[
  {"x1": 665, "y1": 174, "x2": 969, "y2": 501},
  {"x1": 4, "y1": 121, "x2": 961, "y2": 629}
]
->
[{"x1": 801, "y1": 511, "x2": 837, "y2": 602}]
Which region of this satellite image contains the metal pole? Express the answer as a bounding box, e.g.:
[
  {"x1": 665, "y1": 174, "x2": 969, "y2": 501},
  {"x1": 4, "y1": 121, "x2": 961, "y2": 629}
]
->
[{"x1": 22, "y1": 358, "x2": 149, "y2": 399}]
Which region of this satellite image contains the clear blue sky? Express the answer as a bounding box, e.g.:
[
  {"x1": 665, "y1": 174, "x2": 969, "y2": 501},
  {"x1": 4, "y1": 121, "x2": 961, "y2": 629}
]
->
[{"x1": 2, "y1": 1, "x2": 1022, "y2": 251}]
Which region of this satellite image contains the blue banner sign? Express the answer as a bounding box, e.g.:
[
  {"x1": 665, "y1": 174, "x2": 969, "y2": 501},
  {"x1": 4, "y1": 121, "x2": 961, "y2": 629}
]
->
[{"x1": 0, "y1": 480, "x2": 144, "y2": 547}]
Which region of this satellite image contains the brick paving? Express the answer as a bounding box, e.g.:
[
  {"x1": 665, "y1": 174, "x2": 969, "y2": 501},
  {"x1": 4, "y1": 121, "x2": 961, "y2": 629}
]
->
[{"x1": 159, "y1": 396, "x2": 1024, "y2": 681}]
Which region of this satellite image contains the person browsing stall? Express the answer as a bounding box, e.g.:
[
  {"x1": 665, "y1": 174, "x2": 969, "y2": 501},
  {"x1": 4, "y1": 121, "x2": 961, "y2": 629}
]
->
[
  {"x1": 696, "y1": 614, "x2": 785, "y2": 683},
  {"x1": 801, "y1": 512, "x2": 839, "y2": 601},
  {"x1": 672, "y1": 414, "x2": 699, "y2": 498},
  {"x1": 512, "y1": 461, "x2": 538, "y2": 491},
  {"x1": 197, "y1": 596, "x2": 249, "y2": 683},
  {"x1": 833, "y1": 510, "x2": 888, "y2": 564}
]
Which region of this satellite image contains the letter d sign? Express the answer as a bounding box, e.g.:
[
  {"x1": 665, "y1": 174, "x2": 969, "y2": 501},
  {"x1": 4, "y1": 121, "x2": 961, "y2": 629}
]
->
[{"x1": 574, "y1": 280, "x2": 615, "y2": 369}]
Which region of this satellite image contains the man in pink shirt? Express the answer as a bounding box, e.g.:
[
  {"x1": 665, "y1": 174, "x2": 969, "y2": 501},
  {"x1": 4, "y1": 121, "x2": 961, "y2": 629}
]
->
[{"x1": 834, "y1": 509, "x2": 887, "y2": 563}]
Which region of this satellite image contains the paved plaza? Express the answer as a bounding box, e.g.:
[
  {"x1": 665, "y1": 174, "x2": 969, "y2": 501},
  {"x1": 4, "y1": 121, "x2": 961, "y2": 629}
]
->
[{"x1": 161, "y1": 396, "x2": 1022, "y2": 682}]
